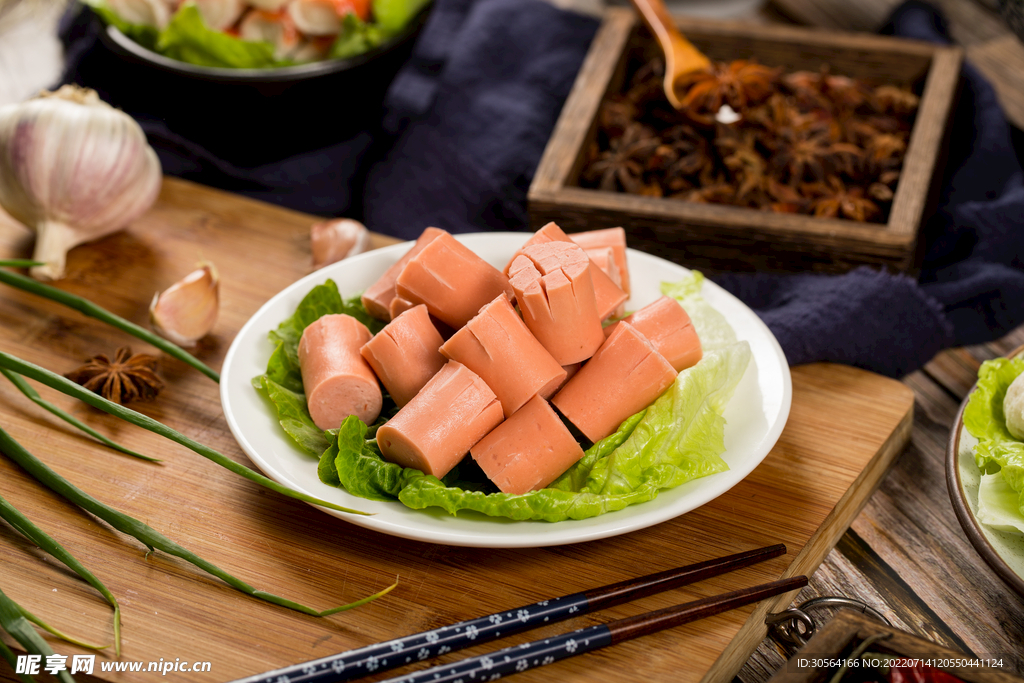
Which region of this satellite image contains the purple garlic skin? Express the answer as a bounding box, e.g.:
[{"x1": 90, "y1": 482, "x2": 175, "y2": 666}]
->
[
  {"x1": 311, "y1": 218, "x2": 370, "y2": 269},
  {"x1": 0, "y1": 86, "x2": 162, "y2": 280}
]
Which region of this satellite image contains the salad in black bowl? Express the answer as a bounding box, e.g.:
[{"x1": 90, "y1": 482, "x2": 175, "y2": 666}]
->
[{"x1": 73, "y1": 0, "x2": 432, "y2": 163}]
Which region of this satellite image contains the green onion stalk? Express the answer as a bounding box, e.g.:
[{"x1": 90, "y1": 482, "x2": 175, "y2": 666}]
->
[
  {"x1": 0, "y1": 635, "x2": 35, "y2": 683},
  {"x1": 0, "y1": 586, "x2": 76, "y2": 683},
  {"x1": 0, "y1": 351, "x2": 368, "y2": 516},
  {"x1": 0, "y1": 368, "x2": 157, "y2": 462},
  {"x1": 0, "y1": 425, "x2": 396, "y2": 617},
  {"x1": 0, "y1": 494, "x2": 119, "y2": 653},
  {"x1": 0, "y1": 263, "x2": 218, "y2": 382}
]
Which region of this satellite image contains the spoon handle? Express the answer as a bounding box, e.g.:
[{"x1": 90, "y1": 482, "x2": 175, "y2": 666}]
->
[{"x1": 630, "y1": 0, "x2": 711, "y2": 108}]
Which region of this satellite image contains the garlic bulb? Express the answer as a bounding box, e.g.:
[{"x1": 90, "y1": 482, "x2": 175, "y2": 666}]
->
[
  {"x1": 150, "y1": 263, "x2": 220, "y2": 347},
  {"x1": 0, "y1": 86, "x2": 162, "y2": 281},
  {"x1": 311, "y1": 218, "x2": 370, "y2": 269}
]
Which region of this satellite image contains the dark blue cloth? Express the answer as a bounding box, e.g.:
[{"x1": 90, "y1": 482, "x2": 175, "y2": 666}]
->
[
  {"x1": 713, "y1": 1, "x2": 1024, "y2": 377},
  {"x1": 59, "y1": 0, "x2": 1024, "y2": 378},
  {"x1": 58, "y1": 0, "x2": 599, "y2": 223}
]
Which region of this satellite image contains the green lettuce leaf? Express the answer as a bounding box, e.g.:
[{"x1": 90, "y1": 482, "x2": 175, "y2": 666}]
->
[
  {"x1": 87, "y1": 0, "x2": 432, "y2": 69},
  {"x1": 963, "y1": 357, "x2": 1024, "y2": 526},
  {"x1": 330, "y1": 13, "x2": 386, "y2": 60},
  {"x1": 977, "y1": 472, "x2": 1024, "y2": 534},
  {"x1": 257, "y1": 374, "x2": 330, "y2": 457},
  {"x1": 158, "y1": 4, "x2": 284, "y2": 68},
  {"x1": 372, "y1": 0, "x2": 431, "y2": 33},
  {"x1": 82, "y1": 0, "x2": 159, "y2": 49}
]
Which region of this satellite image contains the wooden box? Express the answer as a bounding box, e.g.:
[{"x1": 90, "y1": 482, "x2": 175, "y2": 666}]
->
[{"x1": 527, "y1": 9, "x2": 963, "y2": 274}]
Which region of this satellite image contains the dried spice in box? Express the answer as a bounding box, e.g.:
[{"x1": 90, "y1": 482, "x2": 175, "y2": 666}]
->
[{"x1": 580, "y1": 57, "x2": 920, "y2": 224}]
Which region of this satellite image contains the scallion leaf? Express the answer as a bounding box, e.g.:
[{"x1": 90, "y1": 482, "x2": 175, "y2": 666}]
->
[
  {"x1": 0, "y1": 351, "x2": 368, "y2": 516},
  {"x1": 0, "y1": 425, "x2": 387, "y2": 616},
  {"x1": 0, "y1": 494, "x2": 121, "y2": 654},
  {"x1": 17, "y1": 604, "x2": 107, "y2": 651},
  {"x1": 0, "y1": 586, "x2": 75, "y2": 683},
  {"x1": 0, "y1": 265, "x2": 219, "y2": 382},
  {"x1": 0, "y1": 636, "x2": 35, "y2": 683},
  {"x1": 0, "y1": 368, "x2": 158, "y2": 463}
]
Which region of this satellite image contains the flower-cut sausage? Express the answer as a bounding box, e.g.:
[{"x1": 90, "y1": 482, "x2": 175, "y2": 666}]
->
[
  {"x1": 570, "y1": 227, "x2": 631, "y2": 295},
  {"x1": 603, "y1": 296, "x2": 702, "y2": 372},
  {"x1": 440, "y1": 294, "x2": 566, "y2": 418},
  {"x1": 396, "y1": 232, "x2": 514, "y2": 330},
  {"x1": 508, "y1": 242, "x2": 605, "y2": 365},
  {"x1": 376, "y1": 361, "x2": 503, "y2": 479},
  {"x1": 471, "y1": 395, "x2": 584, "y2": 495},
  {"x1": 298, "y1": 314, "x2": 381, "y2": 431},
  {"x1": 552, "y1": 322, "x2": 677, "y2": 443},
  {"x1": 583, "y1": 246, "x2": 623, "y2": 294},
  {"x1": 360, "y1": 305, "x2": 446, "y2": 407},
  {"x1": 504, "y1": 222, "x2": 627, "y2": 321},
  {"x1": 361, "y1": 227, "x2": 446, "y2": 322}
]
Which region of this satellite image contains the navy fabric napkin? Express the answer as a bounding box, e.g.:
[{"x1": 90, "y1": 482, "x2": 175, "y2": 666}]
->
[{"x1": 59, "y1": 0, "x2": 1024, "y2": 378}]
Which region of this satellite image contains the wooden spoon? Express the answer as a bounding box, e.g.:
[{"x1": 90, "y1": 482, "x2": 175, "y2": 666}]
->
[{"x1": 630, "y1": 0, "x2": 712, "y2": 108}]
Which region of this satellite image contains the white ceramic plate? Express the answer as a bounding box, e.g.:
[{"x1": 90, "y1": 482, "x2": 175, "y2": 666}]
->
[{"x1": 220, "y1": 233, "x2": 792, "y2": 548}]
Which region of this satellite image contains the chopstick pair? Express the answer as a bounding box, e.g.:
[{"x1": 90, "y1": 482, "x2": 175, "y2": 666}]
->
[{"x1": 230, "y1": 544, "x2": 797, "y2": 683}]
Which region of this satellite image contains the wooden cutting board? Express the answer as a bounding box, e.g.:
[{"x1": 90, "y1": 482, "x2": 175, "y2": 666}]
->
[{"x1": 0, "y1": 178, "x2": 913, "y2": 683}]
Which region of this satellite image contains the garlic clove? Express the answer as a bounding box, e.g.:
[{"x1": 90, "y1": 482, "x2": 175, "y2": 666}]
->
[
  {"x1": 311, "y1": 218, "x2": 370, "y2": 269},
  {"x1": 149, "y1": 263, "x2": 220, "y2": 348}
]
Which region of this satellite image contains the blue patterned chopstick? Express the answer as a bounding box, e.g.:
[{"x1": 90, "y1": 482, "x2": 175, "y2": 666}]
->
[
  {"x1": 229, "y1": 544, "x2": 786, "y2": 683},
  {"x1": 375, "y1": 576, "x2": 810, "y2": 683}
]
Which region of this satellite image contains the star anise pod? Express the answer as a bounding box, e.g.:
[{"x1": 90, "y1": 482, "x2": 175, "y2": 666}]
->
[
  {"x1": 781, "y1": 70, "x2": 829, "y2": 109},
  {"x1": 675, "y1": 60, "x2": 781, "y2": 123},
  {"x1": 820, "y1": 74, "x2": 872, "y2": 112},
  {"x1": 771, "y1": 130, "x2": 862, "y2": 183},
  {"x1": 597, "y1": 96, "x2": 639, "y2": 139},
  {"x1": 872, "y1": 85, "x2": 919, "y2": 116},
  {"x1": 583, "y1": 122, "x2": 661, "y2": 193},
  {"x1": 765, "y1": 176, "x2": 808, "y2": 213},
  {"x1": 65, "y1": 346, "x2": 164, "y2": 404},
  {"x1": 662, "y1": 124, "x2": 715, "y2": 183},
  {"x1": 716, "y1": 128, "x2": 767, "y2": 200},
  {"x1": 746, "y1": 93, "x2": 823, "y2": 142},
  {"x1": 803, "y1": 176, "x2": 881, "y2": 222},
  {"x1": 671, "y1": 176, "x2": 736, "y2": 205}
]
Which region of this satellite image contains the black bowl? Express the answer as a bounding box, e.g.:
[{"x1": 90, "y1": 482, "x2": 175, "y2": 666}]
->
[{"x1": 79, "y1": 2, "x2": 431, "y2": 165}]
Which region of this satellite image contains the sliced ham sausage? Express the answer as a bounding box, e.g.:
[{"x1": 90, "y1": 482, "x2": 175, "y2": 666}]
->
[
  {"x1": 361, "y1": 227, "x2": 446, "y2": 322},
  {"x1": 376, "y1": 361, "x2": 503, "y2": 479},
  {"x1": 508, "y1": 242, "x2": 605, "y2": 365},
  {"x1": 570, "y1": 227, "x2": 630, "y2": 295},
  {"x1": 471, "y1": 395, "x2": 584, "y2": 495},
  {"x1": 504, "y1": 222, "x2": 627, "y2": 320},
  {"x1": 440, "y1": 294, "x2": 566, "y2": 417},
  {"x1": 360, "y1": 305, "x2": 446, "y2": 407},
  {"x1": 396, "y1": 232, "x2": 515, "y2": 330},
  {"x1": 603, "y1": 296, "x2": 702, "y2": 372},
  {"x1": 298, "y1": 314, "x2": 381, "y2": 431},
  {"x1": 552, "y1": 322, "x2": 677, "y2": 443}
]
